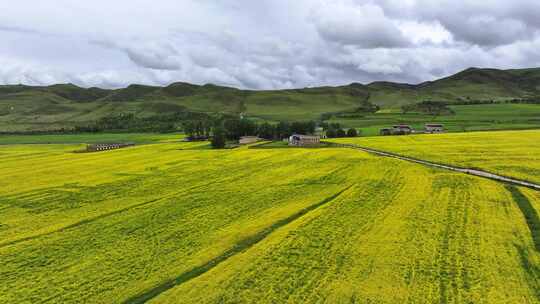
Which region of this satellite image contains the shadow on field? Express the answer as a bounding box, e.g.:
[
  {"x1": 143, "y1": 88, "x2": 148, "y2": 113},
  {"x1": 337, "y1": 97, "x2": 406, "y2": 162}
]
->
[
  {"x1": 123, "y1": 184, "x2": 354, "y2": 304},
  {"x1": 506, "y1": 185, "x2": 540, "y2": 251},
  {"x1": 514, "y1": 244, "x2": 540, "y2": 301}
]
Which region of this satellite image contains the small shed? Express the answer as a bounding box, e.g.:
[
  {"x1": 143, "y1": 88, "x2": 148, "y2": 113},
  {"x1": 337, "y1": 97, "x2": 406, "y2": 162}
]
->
[
  {"x1": 288, "y1": 134, "x2": 320, "y2": 146},
  {"x1": 380, "y1": 128, "x2": 392, "y2": 136},
  {"x1": 425, "y1": 124, "x2": 444, "y2": 133},
  {"x1": 392, "y1": 124, "x2": 413, "y2": 135},
  {"x1": 239, "y1": 136, "x2": 261, "y2": 145}
]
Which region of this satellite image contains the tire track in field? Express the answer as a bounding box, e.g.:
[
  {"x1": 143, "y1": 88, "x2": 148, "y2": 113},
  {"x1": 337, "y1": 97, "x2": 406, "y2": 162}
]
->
[
  {"x1": 123, "y1": 185, "x2": 354, "y2": 304},
  {"x1": 506, "y1": 186, "x2": 540, "y2": 301},
  {"x1": 436, "y1": 178, "x2": 475, "y2": 304},
  {"x1": 506, "y1": 186, "x2": 540, "y2": 251}
]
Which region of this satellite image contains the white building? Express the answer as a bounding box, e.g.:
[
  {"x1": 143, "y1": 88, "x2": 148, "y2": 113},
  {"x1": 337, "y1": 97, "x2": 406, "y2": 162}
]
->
[
  {"x1": 239, "y1": 136, "x2": 261, "y2": 145},
  {"x1": 392, "y1": 125, "x2": 413, "y2": 135},
  {"x1": 288, "y1": 134, "x2": 321, "y2": 146},
  {"x1": 425, "y1": 124, "x2": 444, "y2": 133}
]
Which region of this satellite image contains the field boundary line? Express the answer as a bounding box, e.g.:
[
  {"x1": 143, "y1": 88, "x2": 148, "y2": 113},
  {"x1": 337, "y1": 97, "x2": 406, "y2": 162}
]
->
[
  {"x1": 123, "y1": 185, "x2": 354, "y2": 304},
  {"x1": 329, "y1": 143, "x2": 540, "y2": 191}
]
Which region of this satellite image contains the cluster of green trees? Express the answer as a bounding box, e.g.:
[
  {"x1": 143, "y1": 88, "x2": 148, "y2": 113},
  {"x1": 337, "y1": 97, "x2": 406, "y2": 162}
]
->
[
  {"x1": 70, "y1": 112, "x2": 360, "y2": 149},
  {"x1": 206, "y1": 119, "x2": 359, "y2": 149},
  {"x1": 321, "y1": 122, "x2": 358, "y2": 138},
  {"x1": 503, "y1": 98, "x2": 540, "y2": 104},
  {"x1": 456, "y1": 97, "x2": 540, "y2": 105},
  {"x1": 422, "y1": 97, "x2": 540, "y2": 108},
  {"x1": 188, "y1": 118, "x2": 318, "y2": 146},
  {"x1": 453, "y1": 98, "x2": 499, "y2": 105}
]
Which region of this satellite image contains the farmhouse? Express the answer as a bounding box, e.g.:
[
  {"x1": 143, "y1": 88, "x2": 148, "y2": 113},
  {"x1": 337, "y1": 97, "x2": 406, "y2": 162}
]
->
[
  {"x1": 239, "y1": 136, "x2": 261, "y2": 145},
  {"x1": 425, "y1": 123, "x2": 444, "y2": 133},
  {"x1": 288, "y1": 134, "x2": 320, "y2": 146},
  {"x1": 392, "y1": 124, "x2": 413, "y2": 135}
]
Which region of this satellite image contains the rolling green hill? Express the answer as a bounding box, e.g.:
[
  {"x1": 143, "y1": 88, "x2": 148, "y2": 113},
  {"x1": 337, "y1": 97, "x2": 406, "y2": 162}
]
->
[
  {"x1": 366, "y1": 67, "x2": 540, "y2": 108},
  {"x1": 1, "y1": 67, "x2": 540, "y2": 132}
]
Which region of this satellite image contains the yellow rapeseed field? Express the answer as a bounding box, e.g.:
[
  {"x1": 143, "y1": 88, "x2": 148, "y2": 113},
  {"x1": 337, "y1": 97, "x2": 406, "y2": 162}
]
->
[
  {"x1": 1, "y1": 136, "x2": 539, "y2": 303},
  {"x1": 330, "y1": 129, "x2": 540, "y2": 184}
]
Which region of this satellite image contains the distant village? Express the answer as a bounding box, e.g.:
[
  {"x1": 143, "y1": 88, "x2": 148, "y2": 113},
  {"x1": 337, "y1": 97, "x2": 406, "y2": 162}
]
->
[
  {"x1": 237, "y1": 123, "x2": 445, "y2": 147},
  {"x1": 380, "y1": 123, "x2": 444, "y2": 136}
]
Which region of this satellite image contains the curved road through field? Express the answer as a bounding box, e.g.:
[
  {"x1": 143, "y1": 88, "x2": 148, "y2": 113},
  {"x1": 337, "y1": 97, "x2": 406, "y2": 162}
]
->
[{"x1": 334, "y1": 143, "x2": 540, "y2": 191}]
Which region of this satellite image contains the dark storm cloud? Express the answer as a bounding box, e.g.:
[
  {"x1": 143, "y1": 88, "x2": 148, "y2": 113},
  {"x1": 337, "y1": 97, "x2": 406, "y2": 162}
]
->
[
  {"x1": 123, "y1": 44, "x2": 183, "y2": 71},
  {"x1": 378, "y1": 0, "x2": 540, "y2": 46},
  {"x1": 0, "y1": 0, "x2": 539, "y2": 89}
]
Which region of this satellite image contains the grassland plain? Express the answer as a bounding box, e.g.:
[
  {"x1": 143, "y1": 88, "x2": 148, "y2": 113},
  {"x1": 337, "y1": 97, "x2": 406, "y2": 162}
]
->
[
  {"x1": 329, "y1": 129, "x2": 540, "y2": 185},
  {"x1": 0, "y1": 133, "x2": 182, "y2": 145},
  {"x1": 329, "y1": 103, "x2": 540, "y2": 136},
  {"x1": 1, "y1": 138, "x2": 539, "y2": 303}
]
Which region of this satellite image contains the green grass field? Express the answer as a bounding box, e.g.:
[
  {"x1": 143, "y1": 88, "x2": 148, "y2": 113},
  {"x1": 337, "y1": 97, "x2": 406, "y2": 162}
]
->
[
  {"x1": 1, "y1": 132, "x2": 540, "y2": 303},
  {"x1": 0, "y1": 133, "x2": 182, "y2": 145},
  {"x1": 330, "y1": 103, "x2": 540, "y2": 136}
]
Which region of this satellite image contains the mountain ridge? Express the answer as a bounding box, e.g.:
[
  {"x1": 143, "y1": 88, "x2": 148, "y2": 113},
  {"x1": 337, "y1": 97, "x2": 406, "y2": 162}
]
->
[
  {"x1": 2, "y1": 66, "x2": 540, "y2": 103},
  {"x1": 1, "y1": 67, "x2": 540, "y2": 132}
]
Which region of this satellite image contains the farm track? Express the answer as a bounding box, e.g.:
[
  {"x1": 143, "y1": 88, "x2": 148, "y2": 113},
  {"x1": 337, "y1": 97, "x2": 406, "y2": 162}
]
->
[
  {"x1": 332, "y1": 143, "x2": 540, "y2": 191},
  {"x1": 123, "y1": 185, "x2": 354, "y2": 304}
]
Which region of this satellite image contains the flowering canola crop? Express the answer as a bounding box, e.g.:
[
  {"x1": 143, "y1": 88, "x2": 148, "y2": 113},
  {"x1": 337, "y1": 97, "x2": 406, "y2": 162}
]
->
[{"x1": 0, "y1": 138, "x2": 539, "y2": 303}]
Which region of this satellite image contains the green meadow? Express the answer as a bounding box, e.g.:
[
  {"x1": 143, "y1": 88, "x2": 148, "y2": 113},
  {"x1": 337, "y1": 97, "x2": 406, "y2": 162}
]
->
[
  {"x1": 0, "y1": 133, "x2": 182, "y2": 145},
  {"x1": 330, "y1": 103, "x2": 540, "y2": 136}
]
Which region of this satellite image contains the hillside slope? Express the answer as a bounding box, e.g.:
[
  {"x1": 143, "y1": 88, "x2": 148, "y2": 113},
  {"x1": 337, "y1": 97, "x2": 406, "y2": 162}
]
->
[
  {"x1": 0, "y1": 67, "x2": 539, "y2": 131},
  {"x1": 366, "y1": 67, "x2": 540, "y2": 107}
]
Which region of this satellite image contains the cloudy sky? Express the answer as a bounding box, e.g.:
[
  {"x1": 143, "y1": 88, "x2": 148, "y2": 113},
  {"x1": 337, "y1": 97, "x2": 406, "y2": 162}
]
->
[{"x1": 1, "y1": 0, "x2": 540, "y2": 89}]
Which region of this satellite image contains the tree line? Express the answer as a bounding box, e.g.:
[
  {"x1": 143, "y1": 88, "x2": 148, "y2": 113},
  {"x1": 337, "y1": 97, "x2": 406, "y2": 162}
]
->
[
  {"x1": 454, "y1": 97, "x2": 540, "y2": 105},
  {"x1": 406, "y1": 97, "x2": 540, "y2": 111},
  {"x1": 200, "y1": 119, "x2": 359, "y2": 149},
  {"x1": 192, "y1": 119, "x2": 318, "y2": 147},
  {"x1": 38, "y1": 111, "x2": 360, "y2": 149}
]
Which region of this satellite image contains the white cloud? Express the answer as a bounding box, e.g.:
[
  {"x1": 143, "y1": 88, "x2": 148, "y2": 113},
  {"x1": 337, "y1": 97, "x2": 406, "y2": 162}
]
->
[
  {"x1": 0, "y1": 0, "x2": 539, "y2": 89},
  {"x1": 397, "y1": 20, "x2": 453, "y2": 45},
  {"x1": 312, "y1": 2, "x2": 410, "y2": 48}
]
